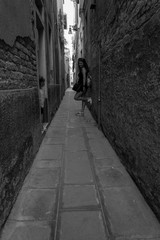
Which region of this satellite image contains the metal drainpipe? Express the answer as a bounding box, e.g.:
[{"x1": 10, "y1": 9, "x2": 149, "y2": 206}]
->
[{"x1": 98, "y1": 41, "x2": 101, "y2": 129}]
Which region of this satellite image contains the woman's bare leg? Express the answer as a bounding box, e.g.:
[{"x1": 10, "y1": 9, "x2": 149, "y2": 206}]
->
[
  {"x1": 74, "y1": 91, "x2": 89, "y2": 101},
  {"x1": 74, "y1": 92, "x2": 85, "y2": 116},
  {"x1": 74, "y1": 91, "x2": 89, "y2": 116},
  {"x1": 74, "y1": 91, "x2": 83, "y2": 101}
]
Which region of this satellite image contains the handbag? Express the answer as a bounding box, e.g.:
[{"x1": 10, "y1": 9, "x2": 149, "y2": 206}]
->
[{"x1": 87, "y1": 73, "x2": 92, "y2": 88}]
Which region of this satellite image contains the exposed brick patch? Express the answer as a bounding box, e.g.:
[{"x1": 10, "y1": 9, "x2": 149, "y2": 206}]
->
[{"x1": 0, "y1": 36, "x2": 37, "y2": 90}]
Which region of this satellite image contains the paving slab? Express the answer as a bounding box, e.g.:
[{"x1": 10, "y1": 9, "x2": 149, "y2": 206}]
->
[
  {"x1": 94, "y1": 157, "x2": 122, "y2": 168},
  {"x1": 34, "y1": 159, "x2": 61, "y2": 169},
  {"x1": 82, "y1": 117, "x2": 97, "y2": 127},
  {"x1": 62, "y1": 185, "x2": 99, "y2": 209},
  {"x1": 65, "y1": 136, "x2": 87, "y2": 151},
  {"x1": 64, "y1": 151, "x2": 93, "y2": 184},
  {"x1": 66, "y1": 121, "x2": 82, "y2": 128},
  {"x1": 54, "y1": 112, "x2": 68, "y2": 117},
  {"x1": 103, "y1": 187, "x2": 160, "y2": 238},
  {"x1": 85, "y1": 127, "x2": 105, "y2": 138},
  {"x1": 45, "y1": 128, "x2": 66, "y2": 138},
  {"x1": 8, "y1": 189, "x2": 56, "y2": 221},
  {"x1": 66, "y1": 127, "x2": 84, "y2": 137},
  {"x1": 24, "y1": 168, "x2": 60, "y2": 189},
  {"x1": 1, "y1": 221, "x2": 52, "y2": 240},
  {"x1": 96, "y1": 166, "x2": 133, "y2": 188},
  {"x1": 89, "y1": 138, "x2": 118, "y2": 159},
  {"x1": 50, "y1": 122, "x2": 68, "y2": 127},
  {"x1": 43, "y1": 137, "x2": 65, "y2": 145},
  {"x1": 59, "y1": 211, "x2": 107, "y2": 240},
  {"x1": 51, "y1": 116, "x2": 68, "y2": 121},
  {"x1": 36, "y1": 145, "x2": 63, "y2": 160}
]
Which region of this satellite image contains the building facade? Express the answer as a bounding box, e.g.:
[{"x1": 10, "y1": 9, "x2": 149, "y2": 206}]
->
[
  {"x1": 64, "y1": 48, "x2": 70, "y2": 88},
  {"x1": 76, "y1": 0, "x2": 160, "y2": 220},
  {"x1": 56, "y1": 0, "x2": 65, "y2": 99},
  {"x1": 0, "y1": 0, "x2": 65, "y2": 230}
]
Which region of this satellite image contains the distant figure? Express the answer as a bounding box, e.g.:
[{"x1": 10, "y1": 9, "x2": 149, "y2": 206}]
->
[
  {"x1": 74, "y1": 58, "x2": 91, "y2": 116},
  {"x1": 39, "y1": 76, "x2": 45, "y2": 122}
]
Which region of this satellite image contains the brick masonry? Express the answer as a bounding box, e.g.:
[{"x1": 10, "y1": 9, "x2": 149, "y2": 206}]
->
[
  {"x1": 0, "y1": 36, "x2": 41, "y2": 230},
  {"x1": 86, "y1": 0, "x2": 160, "y2": 219},
  {"x1": 0, "y1": 37, "x2": 37, "y2": 90}
]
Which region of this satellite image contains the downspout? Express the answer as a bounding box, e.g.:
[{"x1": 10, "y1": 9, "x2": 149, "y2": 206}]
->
[{"x1": 98, "y1": 41, "x2": 101, "y2": 129}]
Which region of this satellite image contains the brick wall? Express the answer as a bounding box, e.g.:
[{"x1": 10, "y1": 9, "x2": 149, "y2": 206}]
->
[
  {"x1": 0, "y1": 36, "x2": 41, "y2": 229},
  {"x1": 0, "y1": 37, "x2": 37, "y2": 89},
  {"x1": 87, "y1": 0, "x2": 160, "y2": 219}
]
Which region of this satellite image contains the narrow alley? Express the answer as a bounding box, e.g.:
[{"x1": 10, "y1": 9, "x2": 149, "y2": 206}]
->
[{"x1": 1, "y1": 89, "x2": 160, "y2": 240}]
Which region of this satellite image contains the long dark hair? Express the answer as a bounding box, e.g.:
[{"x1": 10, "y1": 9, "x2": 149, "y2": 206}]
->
[{"x1": 78, "y1": 58, "x2": 89, "y2": 73}]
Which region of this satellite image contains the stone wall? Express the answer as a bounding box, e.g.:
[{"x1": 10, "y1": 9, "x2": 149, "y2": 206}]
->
[
  {"x1": 87, "y1": 0, "x2": 160, "y2": 219},
  {"x1": 0, "y1": 1, "x2": 41, "y2": 228}
]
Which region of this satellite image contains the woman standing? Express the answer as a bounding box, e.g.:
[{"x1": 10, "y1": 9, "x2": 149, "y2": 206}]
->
[{"x1": 74, "y1": 58, "x2": 90, "y2": 116}]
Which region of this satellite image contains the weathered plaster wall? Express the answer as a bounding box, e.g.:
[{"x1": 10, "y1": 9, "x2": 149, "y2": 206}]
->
[
  {"x1": 0, "y1": 1, "x2": 41, "y2": 230},
  {"x1": 87, "y1": 0, "x2": 160, "y2": 219},
  {"x1": 0, "y1": 88, "x2": 41, "y2": 229},
  {"x1": 0, "y1": 0, "x2": 33, "y2": 46}
]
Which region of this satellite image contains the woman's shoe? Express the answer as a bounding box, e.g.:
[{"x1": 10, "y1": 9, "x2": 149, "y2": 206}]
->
[
  {"x1": 87, "y1": 97, "x2": 92, "y2": 104},
  {"x1": 75, "y1": 111, "x2": 84, "y2": 116}
]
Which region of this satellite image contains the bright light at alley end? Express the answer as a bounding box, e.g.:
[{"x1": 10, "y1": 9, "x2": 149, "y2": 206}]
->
[{"x1": 68, "y1": 24, "x2": 78, "y2": 34}]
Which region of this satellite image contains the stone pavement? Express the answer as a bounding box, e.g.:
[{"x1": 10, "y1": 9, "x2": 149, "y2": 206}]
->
[{"x1": 1, "y1": 88, "x2": 160, "y2": 240}]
